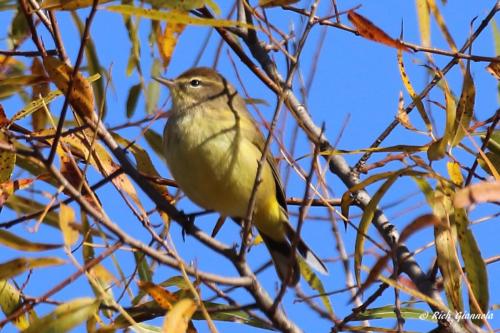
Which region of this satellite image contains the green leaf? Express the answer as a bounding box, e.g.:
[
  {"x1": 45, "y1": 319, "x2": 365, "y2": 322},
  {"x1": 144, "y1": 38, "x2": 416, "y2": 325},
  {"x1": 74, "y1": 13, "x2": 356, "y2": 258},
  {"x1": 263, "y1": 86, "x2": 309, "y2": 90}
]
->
[
  {"x1": 144, "y1": 129, "x2": 164, "y2": 160},
  {"x1": 454, "y1": 208, "x2": 489, "y2": 325},
  {"x1": 146, "y1": 60, "x2": 162, "y2": 114},
  {"x1": 126, "y1": 83, "x2": 142, "y2": 118},
  {"x1": 0, "y1": 131, "x2": 15, "y2": 183},
  {"x1": 357, "y1": 305, "x2": 433, "y2": 321},
  {"x1": 451, "y1": 66, "x2": 475, "y2": 146}
]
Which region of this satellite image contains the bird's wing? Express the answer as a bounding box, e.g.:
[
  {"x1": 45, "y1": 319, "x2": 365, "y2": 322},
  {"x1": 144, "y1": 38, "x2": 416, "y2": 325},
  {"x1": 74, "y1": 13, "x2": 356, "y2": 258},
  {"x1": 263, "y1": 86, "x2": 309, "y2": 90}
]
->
[{"x1": 236, "y1": 104, "x2": 288, "y2": 214}]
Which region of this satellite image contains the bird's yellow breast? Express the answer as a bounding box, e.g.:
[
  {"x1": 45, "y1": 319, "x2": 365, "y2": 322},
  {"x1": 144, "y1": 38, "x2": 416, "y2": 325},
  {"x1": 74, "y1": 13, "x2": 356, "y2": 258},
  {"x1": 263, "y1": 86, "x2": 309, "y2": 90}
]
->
[{"x1": 163, "y1": 107, "x2": 281, "y2": 232}]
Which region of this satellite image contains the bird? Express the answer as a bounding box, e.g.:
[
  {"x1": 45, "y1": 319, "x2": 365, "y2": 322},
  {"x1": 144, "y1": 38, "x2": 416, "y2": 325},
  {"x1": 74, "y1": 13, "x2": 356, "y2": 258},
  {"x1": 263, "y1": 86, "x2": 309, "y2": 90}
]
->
[{"x1": 155, "y1": 67, "x2": 328, "y2": 286}]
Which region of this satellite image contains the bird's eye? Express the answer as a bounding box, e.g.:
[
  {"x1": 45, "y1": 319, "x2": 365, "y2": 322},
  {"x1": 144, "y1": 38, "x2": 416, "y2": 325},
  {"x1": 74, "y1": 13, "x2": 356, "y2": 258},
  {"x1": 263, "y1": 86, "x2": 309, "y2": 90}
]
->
[{"x1": 189, "y1": 79, "x2": 201, "y2": 87}]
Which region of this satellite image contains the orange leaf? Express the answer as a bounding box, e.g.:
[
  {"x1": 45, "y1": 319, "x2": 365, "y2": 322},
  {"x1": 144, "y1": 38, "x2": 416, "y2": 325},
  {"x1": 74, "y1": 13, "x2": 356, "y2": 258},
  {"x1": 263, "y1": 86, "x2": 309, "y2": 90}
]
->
[
  {"x1": 156, "y1": 13, "x2": 186, "y2": 70},
  {"x1": 138, "y1": 281, "x2": 179, "y2": 310},
  {"x1": 347, "y1": 11, "x2": 410, "y2": 51}
]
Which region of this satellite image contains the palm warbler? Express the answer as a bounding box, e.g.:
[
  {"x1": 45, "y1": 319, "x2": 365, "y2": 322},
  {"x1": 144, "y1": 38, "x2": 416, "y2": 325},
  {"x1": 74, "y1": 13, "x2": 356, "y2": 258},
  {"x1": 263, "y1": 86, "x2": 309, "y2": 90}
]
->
[{"x1": 155, "y1": 67, "x2": 327, "y2": 286}]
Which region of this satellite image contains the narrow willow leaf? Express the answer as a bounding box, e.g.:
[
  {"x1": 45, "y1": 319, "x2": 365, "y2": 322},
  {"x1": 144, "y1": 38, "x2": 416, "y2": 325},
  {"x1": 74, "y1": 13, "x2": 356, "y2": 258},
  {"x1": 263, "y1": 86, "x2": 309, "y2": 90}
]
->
[
  {"x1": 41, "y1": 0, "x2": 112, "y2": 10},
  {"x1": 358, "y1": 305, "x2": 432, "y2": 321},
  {"x1": 415, "y1": 0, "x2": 431, "y2": 48},
  {"x1": 397, "y1": 48, "x2": 432, "y2": 132},
  {"x1": 144, "y1": 129, "x2": 164, "y2": 159},
  {"x1": 354, "y1": 169, "x2": 411, "y2": 286},
  {"x1": 478, "y1": 152, "x2": 500, "y2": 177},
  {"x1": 156, "y1": 12, "x2": 185, "y2": 69},
  {"x1": 453, "y1": 180, "x2": 500, "y2": 208},
  {"x1": 433, "y1": 188, "x2": 463, "y2": 312},
  {"x1": 162, "y1": 298, "x2": 197, "y2": 333},
  {"x1": 126, "y1": 83, "x2": 142, "y2": 118},
  {"x1": 71, "y1": 12, "x2": 106, "y2": 118},
  {"x1": 447, "y1": 161, "x2": 464, "y2": 186},
  {"x1": 0, "y1": 178, "x2": 36, "y2": 207},
  {"x1": 347, "y1": 11, "x2": 410, "y2": 51},
  {"x1": 0, "y1": 229, "x2": 61, "y2": 251},
  {"x1": 0, "y1": 257, "x2": 65, "y2": 280},
  {"x1": 30, "y1": 58, "x2": 49, "y2": 131},
  {"x1": 11, "y1": 74, "x2": 100, "y2": 123},
  {"x1": 259, "y1": 0, "x2": 299, "y2": 8},
  {"x1": 59, "y1": 204, "x2": 79, "y2": 246},
  {"x1": 0, "y1": 75, "x2": 45, "y2": 100},
  {"x1": 0, "y1": 130, "x2": 15, "y2": 183},
  {"x1": 451, "y1": 67, "x2": 475, "y2": 146},
  {"x1": 0, "y1": 280, "x2": 30, "y2": 330},
  {"x1": 146, "y1": 60, "x2": 162, "y2": 114},
  {"x1": 138, "y1": 281, "x2": 178, "y2": 310},
  {"x1": 106, "y1": 5, "x2": 255, "y2": 29},
  {"x1": 134, "y1": 252, "x2": 152, "y2": 282},
  {"x1": 453, "y1": 208, "x2": 489, "y2": 325},
  {"x1": 43, "y1": 56, "x2": 95, "y2": 119},
  {"x1": 21, "y1": 298, "x2": 99, "y2": 333},
  {"x1": 298, "y1": 258, "x2": 333, "y2": 315}
]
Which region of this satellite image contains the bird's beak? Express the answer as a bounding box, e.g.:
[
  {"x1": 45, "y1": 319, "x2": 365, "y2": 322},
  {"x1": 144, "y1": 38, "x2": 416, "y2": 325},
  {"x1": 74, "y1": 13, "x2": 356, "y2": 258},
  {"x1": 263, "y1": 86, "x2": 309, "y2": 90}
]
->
[{"x1": 153, "y1": 76, "x2": 176, "y2": 89}]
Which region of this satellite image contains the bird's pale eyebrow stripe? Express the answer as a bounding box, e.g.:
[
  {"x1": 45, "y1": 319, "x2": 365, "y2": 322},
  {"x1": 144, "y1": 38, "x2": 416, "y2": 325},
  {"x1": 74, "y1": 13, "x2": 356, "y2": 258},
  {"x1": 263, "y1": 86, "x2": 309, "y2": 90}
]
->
[{"x1": 180, "y1": 77, "x2": 220, "y2": 86}]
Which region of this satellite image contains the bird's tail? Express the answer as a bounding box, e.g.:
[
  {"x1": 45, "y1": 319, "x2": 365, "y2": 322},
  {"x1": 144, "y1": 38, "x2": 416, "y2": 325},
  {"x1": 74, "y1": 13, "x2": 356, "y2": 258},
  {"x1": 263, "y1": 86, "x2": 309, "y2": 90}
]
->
[
  {"x1": 283, "y1": 221, "x2": 329, "y2": 275},
  {"x1": 260, "y1": 233, "x2": 300, "y2": 286}
]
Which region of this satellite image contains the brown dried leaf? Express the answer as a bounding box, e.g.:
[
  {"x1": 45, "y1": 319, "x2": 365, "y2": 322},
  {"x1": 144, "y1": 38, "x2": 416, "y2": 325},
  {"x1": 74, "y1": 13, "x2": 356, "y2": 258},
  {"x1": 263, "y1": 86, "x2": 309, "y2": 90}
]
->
[
  {"x1": 396, "y1": 91, "x2": 416, "y2": 130},
  {"x1": 259, "y1": 0, "x2": 299, "y2": 7},
  {"x1": 453, "y1": 180, "x2": 500, "y2": 208},
  {"x1": 31, "y1": 58, "x2": 49, "y2": 131},
  {"x1": 348, "y1": 11, "x2": 410, "y2": 51},
  {"x1": 400, "y1": 214, "x2": 440, "y2": 243},
  {"x1": 486, "y1": 61, "x2": 500, "y2": 80},
  {"x1": 43, "y1": 56, "x2": 95, "y2": 119}
]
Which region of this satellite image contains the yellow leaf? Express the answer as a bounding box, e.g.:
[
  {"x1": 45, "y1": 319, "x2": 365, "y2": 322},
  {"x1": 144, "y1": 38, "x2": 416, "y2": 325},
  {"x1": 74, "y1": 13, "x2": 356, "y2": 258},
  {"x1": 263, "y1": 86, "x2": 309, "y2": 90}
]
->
[
  {"x1": 162, "y1": 298, "x2": 197, "y2": 333},
  {"x1": 59, "y1": 204, "x2": 79, "y2": 246},
  {"x1": 156, "y1": 12, "x2": 185, "y2": 69},
  {"x1": 0, "y1": 280, "x2": 30, "y2": 330},
  {"x1": 0, "y1": 257, "x2": 65, "y2": 280},
  {"x1": 446, "y1": 161, "x2": 463, "y2": 186},
  {"x1": 0, "y1": 229, "x2": 61, "y2": 251},
  {"x1": 21, "y1": 298, "x2": 99, "y2": 333},
  {"x1": 106, "y1": 5, "x2": 255, "y2": 29},
  {"x1": 0, "y1": 178, "x2": 36, "y2": 207},
  {"x1": 298, "y1": 258, "x2": 333, "y2": 315},
  {"x1": 397, "y1": 48, "x2": 432, "y2": 132},
  {"x1": 41, "y1": 0, "x2": 112, "y2": 10},
  {"x1": 415, "y1": 0, "x2": 431, "y2": 48}
]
